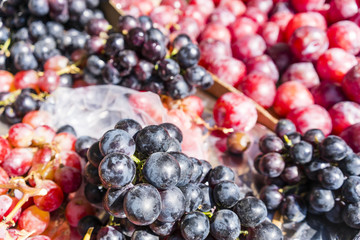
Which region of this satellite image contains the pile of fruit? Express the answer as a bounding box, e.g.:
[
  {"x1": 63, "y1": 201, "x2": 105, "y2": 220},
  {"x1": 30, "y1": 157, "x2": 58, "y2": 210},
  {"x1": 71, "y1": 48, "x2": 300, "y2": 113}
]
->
[{"x1": 0, "y1": 0, "x2": 360, "y2": 239}]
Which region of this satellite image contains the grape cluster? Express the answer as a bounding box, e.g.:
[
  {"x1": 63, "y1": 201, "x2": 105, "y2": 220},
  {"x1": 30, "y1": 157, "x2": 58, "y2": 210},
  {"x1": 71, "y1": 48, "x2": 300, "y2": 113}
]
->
[
  {"x1": 81, "y1": 14, "x2": 213, "y2": 99},
  {"x1": 78, "y1": 118, "x2": 283, "y2": 240},
  {"x1": 256, "y1": 119, "x2": 360, "y2": 230}
]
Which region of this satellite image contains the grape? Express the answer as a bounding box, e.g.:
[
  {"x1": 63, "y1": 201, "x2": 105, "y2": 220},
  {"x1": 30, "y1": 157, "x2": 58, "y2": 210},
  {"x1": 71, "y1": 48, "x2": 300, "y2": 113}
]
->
[
  {"x1": 325, "y1": 201, "x2": 343, "y2": 224},
  {"x1": 259, "y1": 134, "x2": 284, "y2": 154},
  {"x1": 199, "y1": 160, "x2": 212, "y2": 183},
  {"x1": 259, "y1": 185, "x2": 283, "y2": 210},
  {"x1": 251, "y1": 222, "x2": 283, "y2": 240},
  {"x1": 233, "y1": 197, "x2": 267, "y2": 228},
  {"x1": 303, "y1": 129, "x2": 325, "y2": 145},
  {"x1": 208, "y1": 166, "x2": 235, "y2": 187},
  {"x1": 54, "y1": 165, "x2": 82, "y2": 193},
  {"x1": 114, "y1": 50, "x2": 139, "y2": 76},
  {"x1": 104, "y1": 184, "x2": 133, "y2": 218},
  {"x1": 166, "y1": 138, "x2": 182, "y2": 152},
  {"x1": 99, "y1": 153, "x2": 136, "y2": 188},
  {"x1": 2, "y1": 148, "x2": 33, "y2": 177},
  {"x1": 146, "y1": 28, "x2": 166, "y2": 43},
  {"x1": 102, "y1": 61, "x2": 122, "y2": 85},
  {"x1": 189, "y1": 157, "x2": 203, "y2": 183},
  {"x1": 289, "y1": 141, "x2": 313, "y2": 164},
  {"x1": 308, "y1": 187, "x2": 335, "y2": 213},
  {"x1": 165, "y1": 74, "x2": 194, "y2": 100},
  {"x1": 33, "y1": 180, "x2": 64, "y2": 212},
  {"x1": 8, "y1": 123, "x2": 34, "y2": 148},
  {"x1": 84, "y1": 183, "x2": 106, "y2": 204},
  {"x1": 87, "y1": 141, "x2": 103, "y2": 167},
  {"x1": 65, "y1": 197, "x2": 94, "y2": 227},
  {"x1": 259, "y1": 152, "x2": 285, "y2": 178},
  {"x1": 339, "y1": 153, "x2": 360, "y2": 176},
  {"x1": 169, "y1": 152, "x2": 194, "y2": 187},
  {"x1": 176, "y1": 43, "x2": 200, "y2": 68},
  {"x1": 181, "y1": 182, "x2": 205, "y2": 210},
  {"x1": 105, "y1": 33, "x2": 125, "y2": 57},
  {"x1": 158, "y1": 186, "x2": 185, "y2": 222},
  {"x1": 342, "y1": 202, "x2": 360, "y2": 229},
  {"x1": 180, "y1": 212, "x2": 210, "y2": 240},
  {"x1": 97, "y1": 226, "x2": 125, "y2": 240},
  {"x1": 18, "y1": 205, "x2": 50, "y2": 236},
  {"x1": 133, "y1": 60, "x2": 154, "y2": 82},
  {"x1": 141, "y1": 39, "x2": 166, "y2": 63},
  {"x1": 160, "y1": 123, "x2": 183, "y2": 143},
  {"x1": 149, "y1": 221, "x2": 175, "y2": 237},
  {"x1": 138, "y1": 16, "x2": 153, "y2": 31},
  {"x1": 210, "y1": 209, "x2": 241, "y2": 240},
  {"x1": 99, "y1": 129, "x2": 135, "y2": 156},
  {"x1": 157, "y1": 59, "x2": 181, "y2": 82},
  {"x1": 320, "y1": 135, "x2": 348, "y2": 161},
  {"x1": 123, "y1": 183, "x2": 162, "y2": 225},
  {"x1": 304, "y1": 158, "x2": 331, "y2": 181},
  {"x1": 317, "y1": 166, "x2": 344, "y2": 190},
  {"x1": 342, "y1": 176, "x2": 360, "y2": 203},
  {"x1": 281, "y1": 195, "x2": 307, "y2": 223},
  {"x1": 127, "y1": 27, "x2": 146, "y2": 50},
  {"x1": 213, "y1": 181, "x2": 243, "y2": 209},
  {"x1": 77, "y1": 215, "x2": 102, "y2": 237},
  {"x1": 56, "y1": 124, "x2": 77, "y2": 136},
  {"x1": 135, "y1": 125, "x2": 171, "y2": 158}
]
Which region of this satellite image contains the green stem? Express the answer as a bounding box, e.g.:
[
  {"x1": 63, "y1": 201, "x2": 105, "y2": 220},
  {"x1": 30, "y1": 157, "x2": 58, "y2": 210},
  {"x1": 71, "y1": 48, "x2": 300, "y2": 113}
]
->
[
  {"x1": 240, "y1": 230, "x2": 249, "y2": 236},
  {"x1": 283, "y1": 135, "x2": 293, "y2": 146},
  {"x1": 202, "y1": 211, "x2": 213, "y2": 218},
  {"x1": 131, "y1": 155, "x2": 141, "y2": 164}
]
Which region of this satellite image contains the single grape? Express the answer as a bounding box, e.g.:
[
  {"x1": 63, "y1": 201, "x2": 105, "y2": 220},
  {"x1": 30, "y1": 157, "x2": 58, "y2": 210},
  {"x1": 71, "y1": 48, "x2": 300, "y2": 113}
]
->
[
  {"x1": 99, "y1": 153, "x2": 136, "y2": 189},
  {"x1": 190, "y1": 157, "x2": 203, "y2": 183},
  {"x1": 308, "y1": 187, "x2": 335, "y2": 213},
  {"x1": 259, "y1": 134, "x2": 284, "y2": 153},
  {"x1": 233, "y1": 197, "x2": 267, "y2": 228},
  {"x1": 280, "y1": 195, "x2": 307, "y2": 223},
  {"x1": 150, "y1": 220, "x2": 175, "y2": 237},
  {"x1": 135, "y1": 125, "x2": 171, "y2": 158},
  {"x1": 259, "y1": 185, "x2": 283, "y2": 210},
  {"x1": 303, "y1": 129, "x2": 325, "y2": 145},
  {"x1": 157, "y1": 58, "x2": 180, "y2": 82},
  {"x1": 213, "y1": 181, "x2": 244, "y2": 209},
  {"x1": 123, "y1": 183, "x2": 162, "y2": 226},
  {"x1": 77, "y1": 215, "x2": 102, "y2": 237},
  {"x1": 208, "y1": 166, "x2": 235, "y2": 187},
  {"x1": 289, "y1": 141, "x2": 313, "y2": 164},
  {"x1": 54, "y1": 165, "x2": 82, "y2": 193},
  {"x1": 342, "y1": 176, "x2": 360, "y2": 203},
  {"x1": 169, "y1": 152, "x2": 194, "y2": 187},
  {"x1": 275, "y1": 119, "x2": 296, "y2": 138},
  {"x1": 179, "y1": 183, "x2": 204, "y2": 213},
  {"x1": 320, "y1": 135, "x2": 348, "y2": 161},
  {"x1": 180, "y1": 212, "x2": 210, "y2": 240},
  {"x1": 199, "y1": 160, "x2": 212, "y2": 183},
  {"x1": 176, "y1": 43, "x2": 200, "y2": 68},
  {"x1": 251, "y1": 221, "x2": 283, "y2": 240},
  {"x1": 281, "y1": 165, "x2": 302, "y2": 185},
  {"x1": 199, "y1": 183, "x2": 215, "y2": 212},
  {"x1": 317, "y1": 166, "x2": 344, "y2": 190},
  {"x1": 210, "y1": 209, "x2": 241, "y2": 240},
  {"x1": 141, "y1": 39, "x2": 166, "y2": 63},
  {"x1": 56, "y1": 124, "x2": 77, "y2": 136},
  {"x1": 97, "y1": 225, "x2": 125, "y2": 240},
  {"x1": 158, "y1": 186, "x2": 185, "y2": 223},
  {"x1": 165, "y1": 74, "x2": 194, "y2": 100},
  {"x1": 342, "y1": 201, "x2": 360, "y2": 229},
  {"x1": 84, "y1": 183, "x2": 106, "y2": 204},
  {"x1": 132, "y1": 229, "x2": 159, "y2": 240},
  {"x1": 99, "y1": 129, "x2": 135, "y2": 156},
  {"x1": 159, "y1": 123, "x2": 183, "y2": 143},
  {"x1": 339, "y1": 153, "x2": 360, "y2": 176},
  {"x1": 87, "y1": 141, "x2": 103, "y2": 167},
  {"x1": 114, "y1": 119, "x2": 142, "y2": 137},
  {"x1": 259, "y1": 152, "x2": 285, "y2": 178},
  {"x1": 104, "y1": 184, "x2": 133, "y2": 219}
]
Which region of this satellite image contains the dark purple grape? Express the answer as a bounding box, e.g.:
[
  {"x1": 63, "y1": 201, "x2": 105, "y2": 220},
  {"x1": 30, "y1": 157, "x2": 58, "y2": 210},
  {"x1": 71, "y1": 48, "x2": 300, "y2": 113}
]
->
[
  {"x1": 2, "y1": 105, "x2": 21, "y2": 125},
  {"x1": 56, "y1": 124, "x2": 77, "y2": 136},
  {"x1": 320, "y1": 135, "x2": 348, "y2": 162},
  {"x1": 259, "y1": 152, "x2": 285, "y2": 178},
  {"x1": 308, "y1": 187, "x2": 335, "y2": 213},
  {"x1": 166, "y1": 138, "x2": 182, "y2": 152},
  {"x1": 199, "y1": 160, "x2": 212, "y2": 183},
  {"x1": 303, "y1": 157, "x2": 330, "y2": 180},
  {"x1": 208, "y1": 165, "x2": 235, "y2": 187},
  {"x1": 102, "y1": 61, "x2": 122, "y2": 85},
  {"x1": 213, "y1": 181, "x2": 243, "y2": 208},
  {"x1": 259, "y1": 184, "x2": 283, "y2": 210},
  {"x1": 259, "y1": 134, "x2": 284, "y2": 154},
  {"x1": 184, "y1": 65, "x2": 207, "y2": 87},
  {"x1": 99, "y1": 153, "x2": 136, "y2": 188},
  {"x1": 199, "y1": 73, "x2": 214, "y2": 89},
  {"x1": 157, "y1": 58, "x2": 180, "y2": 82},
  {"x1": 79, "y1": 9, "x2": 94, "y2": 25},
  {"x1": 14, "y1": 52, "x2": 38, "y2": 71},
  {"x1": 123, "y1": 183, "x2": 162, "y2": 226},
  {"x1": 145, "y1": 28, "x2": 165, "y2": 43},
  {"x1": 127, "y1": 27, "x2": 146, "y2": 50},
  {"x1": 105, "y1": 33, "x2": 125, "y2": 57},
  {"x1": 69, "y1": 0, "x2": 86, "y2": 16},
  {"x1": 176, "y1": 43, "x2": 200, "y2": 68},
  {"x1": 149, "y1": 220, "x2": 175, "y2": 237},
  {"x1": 135, "y1": 125, "x2": 171, "y2": 159},
  {"x1": 77, "y1": 215, "x2": 102, "y2": 237},
  {"x1": 86, "y1": 55, "x2": 106, "y2": 76},
  {"x1": 141, "y1": 39, "x2": 166, "y2": 63},
  {"x1": 99, "y1": 129, "x2": 135, "y2": 156},
  {"x1": 131, "y1": 229, "x2": 159, "y2": 240},
  {"x1": 84, "y1": 162, "x2": 101, "y2": 185},
  {"x1": 97, "y1": 226, "x2": 125, "y2": 240},
  {"x1": 342, "y1": 176, "x2": 360, "y2": 203},
  {"x1": 114, "y1": 50, "x2": 138, "y2": 76},
  {"x1": 138, "y1": 16, "x2": 153, "y2": 31},
  {"x1": 46, "y1": 21, "x2": 64, "y2": 39},
  {"x1": 103, "y1": 184, "x2": 133, "y2": 218},
  {"x1": 251, "y1": 222, "x2": 283, "y2": 240},
  {"x1": 28, "y1": 0, "x2": 49, "y2": 16},
  {"x1": 84, "y1": 183, "x2": 106, "y2": 204},
  {"x1": 180, "y1": 212, "x2": 210, "y2": 240},
  {"x1": 281, "y1": 195, "x2": 307, "y2": 222},
  {"x1": 342, "y1": 201, "x2": 360, "y2": 229},
  {"x1": 233, "y1": 197, "x2": 267, "y2": 227},
  {"x1": 339, "y1": 153, "x2": 360, "y2": 176},
  {"x1": 210, "y1": 209, "x2": 240, "y2": 240},
  {"x1": 190, "y1": 157, "x2": 203, "y2": 183},
  {"x1": 171, "y1": 34, "x2": 191, "y2": 53},
  {"x1": 114, "y1": 119, "x2": 142, "y2": 137},
  {"x1": 116, "y1": 218, "x2": 138, "y2": 237},
  {"x1": 325, "y1": 201, "x2": 343, "y2": 224},
  {"x1": 142, "y1": 78, "x2": 165, "y2": 95},
  {"x1": 13, "y1": 93, "x2": 38, "y2": 117},
  {"x1": 75, "y1": 136, "x2": 97, "y2": 154},
  {"x1": 165, "y1": 74, "x2": 194, "y2": 100},
  {"x1": 28, "y1": 20, "x2": 47, "y2": 40},
  {"x1": 179, "y1": 183, "x2": 204, "y2": 213},
  {"x1": 290, "y1": 140, "x2": 313, "y2": 164},
  {"x1": 120, "y1": 74, "x2": 142, "y2": 90},
  {"x1": 281, "y1": 165, "x2": 302, "y2": 185},
  {"x1": 48, "y1": 0, "x2": 67, "y2": 14},
  {"x1": 158, "y1": 186, "x2": 186, "y2": 222},
  {"x1": 142, "y1": 152, "x2": 180, "y2": 190},
  {"x1": 86, "y1": 0, "x2": 99, "y2": 8},
  {"x1": 168, "y1": 152, "x2": 194, "y2": 187},
  {"x1": 275, "y1": 119, "x2": 296, "y2": 138},
  {"x1": 118, "y1": 15, "x2": 139, "y2": 33},
  {"x1": 303, "y1": 129, "x2": 325, "y2": 145},
  {"x1": 13, "y1": 27, "x2": 29, "y2": 42},
  {"x1": 87, "y1": 141, "x2": 103, "y2": 167},
  {"x1": 133, "y1": 60, "x2": 154, "y2": 82},
  {"x1": 317, "y1": 166, "x2": 344, "y2": 190},
  {"x1": 199, "y1": 183, "x2": 215, "y2": 212}
]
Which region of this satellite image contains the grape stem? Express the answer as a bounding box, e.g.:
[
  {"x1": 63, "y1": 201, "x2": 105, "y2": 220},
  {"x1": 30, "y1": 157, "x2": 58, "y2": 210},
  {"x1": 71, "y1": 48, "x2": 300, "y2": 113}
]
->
[
  {"x1": 82, "y1": 227, "x2": 94, "y2": 240},
  {"x1": 0, "y1": 38, "x2": 11, "y2": 56},
  {"x1": 240, "y1": 230, "x2": 249, "y2": 235},
  {"x1": 0, "y1": 178, "x2": 47, "y2": 225}
]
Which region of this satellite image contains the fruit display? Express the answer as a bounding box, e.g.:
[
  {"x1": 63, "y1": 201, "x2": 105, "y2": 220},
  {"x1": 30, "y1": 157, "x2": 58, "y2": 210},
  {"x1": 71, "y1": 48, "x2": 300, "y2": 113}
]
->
[{"x1": 0, "y1": 0, "x2": 360, "y2": 239}]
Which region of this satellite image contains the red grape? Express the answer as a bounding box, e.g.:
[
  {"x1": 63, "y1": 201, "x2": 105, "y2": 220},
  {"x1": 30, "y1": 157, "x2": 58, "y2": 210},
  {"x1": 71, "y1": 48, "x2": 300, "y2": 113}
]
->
[
  {"x1": 14, "y1": 70, "x2": 39, "y2": 90},
  {"x1": 261, "y1": 22, "x2": 282, "y2": 46},
  {"x1": 287, "y1": 104, "x2": 332, "y2": 136},
  {"x1": 182, "y1": 5, "x2": 207, "y2": 27},
  {"x1": 232, "y1": 34, "x2": 266, "y2": 62},
  {"x1": 189, "y1": 0, "x2": 215, "y2": 16},
  {"x1": 238, "y1": 72, "x2": 276, "y2": 108},
  {"x1": 18, "y1": 205, "x2": 50, "y2": 236},
  {"x1": 270, "y1": 11, "x2": 294, "y2": 33},
  {"x1": 208, "y1": 57, "x2": 246, "y2": 87},
  {"x1": 247, "y1": 0, "x2": 273, "y2": 14},
  {"x1": 150, "y1": 5, "x2": 179, "y2": 27},
  {"x1": 39, "y1": 70, "x2": 60, "y2": 93},
  {"x1": 65, "y1": 197, "x2": 95, "y2": 227},
  {"x1": 181, "y1": 95, "x2": 204, "y2": 117},
  {"x1": 208, "y1": 7, "x2": 236, "y2": 27},
  {"x1": 327, "y1": 0, "x2": 358, "y2": 23},
  {"x1": 327, "y1": 20, "x2": 360, "y2": 55},
  {"x1": 0, "y1": 137, "x2": 10, "y2": 165},
  {"x1": 228, "y1": 17, "x2": 259, "y2": 40},
  {"x1": 58, "y1": 150, "x2": 82, "y2": 171},
  {"x1": 340, "y1": 123, "x2": 360, "y2": 153},
  {"x1": 213, "y1": 92, "x2": 258, "y2": 132},
  {"x1": 200, "y1": 23, "x2": 231, "y2": 43},
  {"x1": 342, "y1": 64, "x2": 360, "y2": 104},
  {"x1": 311, "y1": 82, "x2": 347, "y2": 109},
  {"x1": 198, "y1": 39, "x2": 232, "y2": 68},
  {"x1": 329, "y1": 101, "x2": 360, "y2": 135},
  {"x1": 246, "y1": 54, "x2": 279, "y2": 83},
  {"x1": 44, "y1": 56, "x2": 69, "y2": 72},
  {"x1": 316, "y1": 48, "x2": 357, "y2": 84},
  {"x1": 32, "y1": 125, "x2": 56, "y2": 146},
  {"x1": 273, "y1": 81, "x2": 314, "y2": 117},
  {"x1": 2, "y1": 148, "x2": 33, "y2": 176},
  {"x1": 52, "y1": 132, "x2": 77, "y2": 152},
  {"x1": 0, "y1": 70, "x2": 14, "y2": 92},
  {"x1": 161, "y1": 0, "x2": 188, "y2": 11},
  {"x1": 0, "y1": 195, "x2": 21, "y2": 223},
  {"x1": 281, "y1": 62, "x2": 320, "y2": 88},
  {"x1": 0, "y1": 167, "x2": 9, "y2": 194},
  {"x1": 22, "y1": 111, "x2": 52, "y2": 128},
  {"x1": 290, "y1": 0, "x2": 325, "y2": 12},
  {"x1": 32, "y1": 147, "x2": 53, "y2": 166},
  {"x1": 54, "y1": 165, "x2": 82, "y2": 193},
  {"x1": 243, "y1": 7, "x2": 268, "y2": 26},
  {"x1": 219, "y1": 0, "x2": 246, "y2": 16},
  {"x1": 8, "y1": 123, "x2": 34, "y2": 148},
  {"x1": 33, "y1": 180, "x2": 64, "y2": 212}
]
